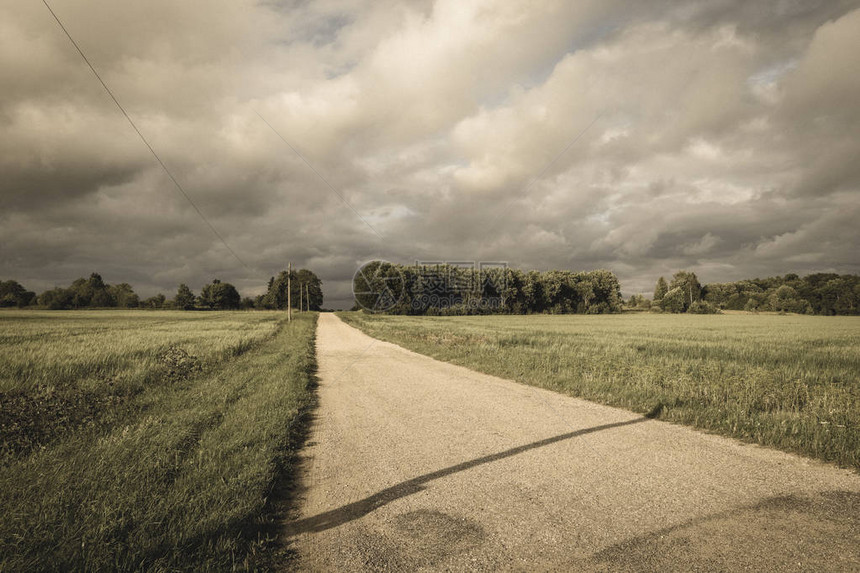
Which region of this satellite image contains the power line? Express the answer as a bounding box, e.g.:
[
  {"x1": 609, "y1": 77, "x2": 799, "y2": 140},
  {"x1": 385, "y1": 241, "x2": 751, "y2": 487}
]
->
[{"x1": 41, "y1": 0, "x2": 251, "y2": 271}]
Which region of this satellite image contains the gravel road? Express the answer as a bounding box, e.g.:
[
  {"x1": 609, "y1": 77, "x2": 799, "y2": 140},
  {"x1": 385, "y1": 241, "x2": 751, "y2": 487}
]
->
[{"x1": 285, "y1": 314, "x2": 860, "y2": 571}]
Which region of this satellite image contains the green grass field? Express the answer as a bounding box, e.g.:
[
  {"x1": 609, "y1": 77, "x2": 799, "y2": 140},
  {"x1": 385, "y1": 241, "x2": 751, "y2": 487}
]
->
[
  {"x1": 0, "y1": 310, "x2": 316, "y2": 572},
  {"x1": 340, "y1": 312, "x2": 860, "y2": 471}
]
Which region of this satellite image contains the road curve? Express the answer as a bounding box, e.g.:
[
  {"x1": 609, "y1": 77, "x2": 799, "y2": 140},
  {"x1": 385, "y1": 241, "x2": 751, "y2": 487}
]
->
[{"x1": 285, "y1": 314, "x2": 860, "y2": 571}]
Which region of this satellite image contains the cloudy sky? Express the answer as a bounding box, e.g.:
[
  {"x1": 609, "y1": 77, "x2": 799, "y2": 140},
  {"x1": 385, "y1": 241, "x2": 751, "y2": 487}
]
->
[{"x1": 2, "y1": 0, "x2": 859, "y2": 307}]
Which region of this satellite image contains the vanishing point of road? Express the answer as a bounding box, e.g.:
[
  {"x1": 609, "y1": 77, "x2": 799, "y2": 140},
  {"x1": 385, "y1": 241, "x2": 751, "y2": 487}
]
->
[{"x1": 285, "y1": 314, "x2": 860, "y2": 571}]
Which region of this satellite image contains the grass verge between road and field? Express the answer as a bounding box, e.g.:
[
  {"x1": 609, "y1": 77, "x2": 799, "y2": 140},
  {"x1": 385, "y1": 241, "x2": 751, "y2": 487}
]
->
[
  {"x1": 339, "y1": 312, "x2": 860, "y2": 471},
  {"x1": 0, "y1": 310, "x2": 318, "y2": 572}
]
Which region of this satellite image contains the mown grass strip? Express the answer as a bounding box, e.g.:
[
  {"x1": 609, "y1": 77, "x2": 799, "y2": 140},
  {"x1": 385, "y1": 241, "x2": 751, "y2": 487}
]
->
[
  {"x1": 339, "y1": 312, "x2": 860, "y2": 471},
  {"x1": 0, "y1": 312, "x2": 317, "y2": 572}
]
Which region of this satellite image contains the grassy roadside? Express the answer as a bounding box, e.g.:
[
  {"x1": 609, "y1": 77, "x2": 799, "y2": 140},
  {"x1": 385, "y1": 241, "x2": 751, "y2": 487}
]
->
[
  {"x1": 339, "y1": 312, "x2": 860, "y2": 471},
  {"x1": 0, "y1": 311, "x2": 318, "y2": 571},
  {"x1": 1, "y1": 311, "x2": 285, "y2": 458}
]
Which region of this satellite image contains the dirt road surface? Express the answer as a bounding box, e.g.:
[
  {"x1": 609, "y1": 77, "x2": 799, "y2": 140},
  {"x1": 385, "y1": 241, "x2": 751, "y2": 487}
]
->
[{"x1": 285, "y1": 314, "x2": 860, "y2": 571}]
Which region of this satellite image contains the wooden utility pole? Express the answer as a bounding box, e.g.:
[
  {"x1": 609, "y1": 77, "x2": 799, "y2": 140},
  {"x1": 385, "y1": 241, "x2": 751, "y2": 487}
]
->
[
  {"x1": 299, "y1": 282, "x2": 303, "y2": 313},
  {"x1": 305, "y1": 283, "x2": 310, "y2": 311},
  {"x1": 287, "y1": 262, "x2": 292, "y2": 322}
]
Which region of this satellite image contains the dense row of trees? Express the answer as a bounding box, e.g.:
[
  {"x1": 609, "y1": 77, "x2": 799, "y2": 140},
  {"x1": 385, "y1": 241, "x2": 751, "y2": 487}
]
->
[
  {"x1": 6, "y1": 268, "x2": 858, "y2": 315},
  {"x1": 36, "y1": 274, "x2": 143, "y2": 310},
  {"x1": 353, "y1": 262, "x2": 623, "y2": 314},
  {"x1": 631, "y1": 271, "x2": 860, "y2": 315},
  {"x1": 703, "y1": 273, "x2": 859, "y2": 315},
  {"x1": 0, "y1": 269, "x2": 324, "y2": 311}
]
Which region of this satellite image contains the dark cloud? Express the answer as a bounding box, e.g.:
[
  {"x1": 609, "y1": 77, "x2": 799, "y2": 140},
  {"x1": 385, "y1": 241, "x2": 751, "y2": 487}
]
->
[{"x1": 1, "y1": 1, "x2": 859, "y2": 308}]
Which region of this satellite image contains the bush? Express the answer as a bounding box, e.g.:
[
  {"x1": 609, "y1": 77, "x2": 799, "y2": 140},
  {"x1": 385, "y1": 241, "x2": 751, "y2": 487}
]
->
[{"x1": 687, "y1": 301, "x2": 720, "y2": 314}]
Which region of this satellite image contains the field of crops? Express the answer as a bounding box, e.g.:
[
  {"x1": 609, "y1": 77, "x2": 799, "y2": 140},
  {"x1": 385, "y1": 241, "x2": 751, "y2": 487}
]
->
[
  {"x1": 0, "y1": 310, "x2": 317, "y2": 571},
  {"x1": 340, "y1": 312, "x2": 860, "y2": 471}
]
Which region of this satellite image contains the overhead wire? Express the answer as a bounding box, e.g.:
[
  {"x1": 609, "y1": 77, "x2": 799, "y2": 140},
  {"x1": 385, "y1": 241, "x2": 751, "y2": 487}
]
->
[{"x1": 41, "y1": 0, "x2": 251, "y2": 271}]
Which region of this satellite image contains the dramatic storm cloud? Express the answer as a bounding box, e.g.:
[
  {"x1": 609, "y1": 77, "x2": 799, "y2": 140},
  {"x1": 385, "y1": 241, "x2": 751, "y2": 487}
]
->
[{"x1": 2, "y1": 0, "x2": 859, "y2": 307}]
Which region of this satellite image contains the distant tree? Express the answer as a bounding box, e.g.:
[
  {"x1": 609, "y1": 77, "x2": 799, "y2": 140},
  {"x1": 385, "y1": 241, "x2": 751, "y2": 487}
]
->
[
  {"x1": 240, "y1": 297, "x2": 256, "y2": 310},
  {"x1": 264, "y1": 268, "x2": 324, "y2": 310},
  {"x1": 199, "y1": 280, "x2": 216, "y2": 309},
  {"x1": 199, "y1": 279, "x2": 240, "y2": 310},
  {"x1": 109, "y1": 283, "x2": 139, "y2": 308},
  {"x1": 294, "y1": 268, "x2": 324, "y2": 310},
  {"x1": 69, "y1": 273, "x2": 114, "y2": 308},
  {"x1": 69, "y1": 277, "x2": 90, "y2": 307},
  {"x1": 769, "y1": 285, "x2": 797, "y2": 313},
  {"x1": 523, "y1": 271, "x2": 544, "y2": 313},
  {"x1": 92, "y1": 276, "x2": 115, "y2": 307},
  {"x1": 174, "y1": 284, "x2": 196, "y2": 310},
  {"x1": 703, "y1": 282, "x2": 737, "y2": 309},
  {"x1": 819, "y1": 278, "x2": 849, "y2": 315},
  {"x1": 798, "y1": 273, "x2": 840, "y2": 314},
  {"x1": 142, "y1": 293, "x2": 166, "y2": 309},
  {"x1": 0, "y1": 280, "x2": 36, "y2": 308},
  {"x1": 38, "y1": 287, "x2": 73, "y2": 310},
  {"x1": 669, "y1": 271, "x2": 702, "y2": 310},
  {"x1": 660, "y1": 287, "x2": 686, "y2": 313},
  {"x1": 653, "y1": 277, "x2": 668, "y2": 302},
  {"x1": 625, "y1": 294, "x2": 652, "y2": 310},
  {"x1": 214, "y1": 282, "x2": 241, "y2": 310},
  {"x1": 264, "y1": 272, "x2": 289, "y2": 309},
  {"x1": 585, "y1": 269, "x2": 623, "y2": 313}
]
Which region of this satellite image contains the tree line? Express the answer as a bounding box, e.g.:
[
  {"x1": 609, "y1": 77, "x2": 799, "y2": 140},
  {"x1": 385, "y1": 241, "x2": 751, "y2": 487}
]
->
[
  {"x1": 0, "y1": 269, "x2": 323, "y2": 311},
  {"x1": 6, "y1": 268, "x2": 858, "y2": 315},
  {"x1": 353, "y1": 262, "x2": 623, "y2": 314},
  {"x1": 626, "y1": 271, "x2": 860, "y2": 315}
]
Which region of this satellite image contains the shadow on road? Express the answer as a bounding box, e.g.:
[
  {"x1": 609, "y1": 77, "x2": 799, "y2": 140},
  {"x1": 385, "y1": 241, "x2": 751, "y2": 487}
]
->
[
  {"x1": 287, "y1": 405, "x2": 663, "y2": 535},
  {"x1": 590, "y1": 489, "x2": 860, "y2": 571}
]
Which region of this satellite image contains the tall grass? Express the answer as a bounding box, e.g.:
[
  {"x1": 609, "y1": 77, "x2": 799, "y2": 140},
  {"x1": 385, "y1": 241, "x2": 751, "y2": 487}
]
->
[
  {"x1": 0, "y1": 310, "x2": 281, "y2": 394},
  {"x1": 340, "y1": 312, "x2": 860, "y2": 470},
  {"x1": 0, "y1": 310, "x2": 317, "y2": 571}
]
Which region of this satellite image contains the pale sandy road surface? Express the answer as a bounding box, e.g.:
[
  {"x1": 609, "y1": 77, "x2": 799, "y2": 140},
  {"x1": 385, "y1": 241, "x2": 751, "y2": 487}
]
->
[{"x1": 285, "y1": 314, "x2": 860, "y2": 572}]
